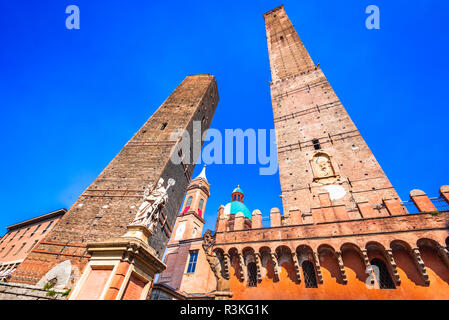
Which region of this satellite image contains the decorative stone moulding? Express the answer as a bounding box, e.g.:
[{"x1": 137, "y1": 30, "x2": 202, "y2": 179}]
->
[{"x1": 69, "y1": 225, "x2": 165, "y2": 300}]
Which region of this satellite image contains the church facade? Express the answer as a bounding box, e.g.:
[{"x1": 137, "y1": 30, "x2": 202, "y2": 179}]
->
[{"x1": 152, "y1": 6, "x2": 449, "y2": 300}]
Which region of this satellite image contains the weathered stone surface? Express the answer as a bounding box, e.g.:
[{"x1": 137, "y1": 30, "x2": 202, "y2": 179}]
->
[{"x1": 0, "y1": 282, "x2": 66, "y2": 300}]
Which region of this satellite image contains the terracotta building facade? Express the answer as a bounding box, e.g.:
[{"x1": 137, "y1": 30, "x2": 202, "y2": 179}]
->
[
  {"x1": 0, "y1": 209, "x2": 66, "y2": 281},
  {"x1": 152, "y1": 6, "x2": 449, "y2": 300}
]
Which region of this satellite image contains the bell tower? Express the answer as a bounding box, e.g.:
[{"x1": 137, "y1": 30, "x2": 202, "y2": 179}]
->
[
  {"x1": 264, "y1": 6, "x2": 401, "y2": 218},
  {"x1": 170, "y1": 166, "x2": 209, "y2": 243}
]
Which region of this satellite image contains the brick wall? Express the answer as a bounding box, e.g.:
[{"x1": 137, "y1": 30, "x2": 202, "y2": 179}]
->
[{"x1": 10, "y1": 75, "x2": 219, "y2": 285}]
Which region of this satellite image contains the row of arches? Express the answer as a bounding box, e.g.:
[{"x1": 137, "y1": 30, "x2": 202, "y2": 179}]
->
[{"x1": 212, "y1": 237, "x2": 449, "y2": 298}]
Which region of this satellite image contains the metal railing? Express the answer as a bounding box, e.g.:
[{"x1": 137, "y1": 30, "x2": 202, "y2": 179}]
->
[{"x1": 401, "y1": 197, "x2": 449, "y2": 214}]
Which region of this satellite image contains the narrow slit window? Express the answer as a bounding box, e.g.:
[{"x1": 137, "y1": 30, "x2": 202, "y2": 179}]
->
[
  {"x1": 14, "y1": 243, "x2": 27, "y2": 255},
  {"x1": 27, "y1": 240, "x2": 39, "y2": 253},
  {"x1": 42, "y1": 221, "x2": 53, "y2": 234}
]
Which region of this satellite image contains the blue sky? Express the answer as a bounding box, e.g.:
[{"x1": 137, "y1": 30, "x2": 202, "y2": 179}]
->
[{"x1": 0, "y1": 1, "x2": 448, "y2": 234}]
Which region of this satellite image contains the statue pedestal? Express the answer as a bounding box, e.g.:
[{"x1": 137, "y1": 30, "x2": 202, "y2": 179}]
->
[
  {"x1": 213, "y1": 291, "x2": 233, "y2": 300},
  {"x1": 69, "y1": 225, "x2": 165, "y2": 300},
  {"x1": 122, "y1": 224, "x2": 153, "y2": 244}
]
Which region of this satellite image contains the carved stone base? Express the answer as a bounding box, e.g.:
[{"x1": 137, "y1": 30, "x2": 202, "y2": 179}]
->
[
  {"x1": 69, "y1": 225, "x2": 165, "y2": 300},
  {"x1": 214, "y1": 291, "x2": 233, "y2": 300},
  {"x1": 122, "y1": 224, "x2": 153, "y2": 245}
]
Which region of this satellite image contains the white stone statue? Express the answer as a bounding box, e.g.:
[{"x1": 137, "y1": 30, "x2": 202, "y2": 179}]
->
[{"x1": 131, "y1": 178, "x2": 176, "y2": 233}]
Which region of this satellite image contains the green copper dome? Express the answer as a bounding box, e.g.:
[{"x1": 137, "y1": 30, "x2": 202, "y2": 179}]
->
[{"x1": 223, "y1": 201, "x2": 252, "y2": 220}]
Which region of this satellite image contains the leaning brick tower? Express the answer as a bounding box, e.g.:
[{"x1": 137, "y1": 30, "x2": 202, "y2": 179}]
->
[
  {"x1": 10, "y1": 75, "x2": 219, "y2": 285},
  {"x1": 264, "y1": 5, "x2": 401, "y2": 220}
]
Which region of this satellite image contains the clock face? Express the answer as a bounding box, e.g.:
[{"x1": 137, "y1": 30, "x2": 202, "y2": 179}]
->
[{"x1": 174, "y1": 222, "x2": 186, "y2": 240}]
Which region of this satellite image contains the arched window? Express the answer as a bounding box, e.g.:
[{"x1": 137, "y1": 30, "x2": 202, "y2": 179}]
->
[
  {"x1": 247, "y1": 262, "x2": 258, "y2": 287},
  {"x1": 370, "y1": 258, "x2": 396, "y2": 289},
  {"x1": 302, "y1": 260, "x2": 318, "y2": 288},
  {"x1": 199, "y1": 199, "x2": 204, "y2": 212},
  {"x1": 186, "y1": 196, "x2": 193, "y2": 207}
]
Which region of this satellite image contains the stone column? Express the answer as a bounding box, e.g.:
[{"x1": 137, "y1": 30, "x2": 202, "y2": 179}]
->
[
  {"x1": 335, "y1": 251, "x2": 347, "y2": 284},
  {"x1": 238, "y1": 253, "x2": 246, "y2": 281},
  {"x1": 412, "y1": 248, "x2": 430, "y2": 285},
  {"x1": 312, "y1": 251, "x2": 323, "y2": 284},
  {"x1": 270, "y1": 253, "x2": 279, "y2": 279},
  {"x1": 385, "y1": 249, "x2": 401, "y2": 285},
  {"x1": 291, "y1": 252, "x2": 301, "y2": 282}
]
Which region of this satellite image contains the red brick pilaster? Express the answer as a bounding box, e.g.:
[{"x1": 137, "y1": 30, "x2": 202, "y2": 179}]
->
[
  {"x1": 333, "y1": 203, "x2": 349, "y2": 221},
  {"x1": 311, "y1": 207, "x2": 324, "y2": 224},
  {"x1": 234, "y1": 213, "x2": 245, "y2": 231},
  {"x1": 289, "y1": 210, "x2": 302, "y2": 225},
  {"x1": 104, "y1": 261, "x2": 130, "y2": 300},
  {"x1": 383, "y1": 197, "x2": 405, "y2": 216},
  {"x1": 252, "y1": 210, "x2": 262, "y2": 229},
  {"x1": 357, "y1": 200, "x2": 377, "y2": 218},
  {"x1": 440, "y1": 186, "x2": 449, "y2": 205},
  {"x1": 410, "y1": 189, "x2": 437, "y2": 213},
  {"x1": 216, "y1": 213, "x2": 228, "y2": 233},
  {"x1": 270, "y1": 208, "x2": 282, "y2": 227}
]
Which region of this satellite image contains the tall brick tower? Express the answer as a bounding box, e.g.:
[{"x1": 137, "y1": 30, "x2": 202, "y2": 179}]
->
[
  {"x1": 264, "y1": 6, "x2": 401, "y2": 219},
  {"x1": 10, "y1": 75, "x2": 219, "y2": 286}
]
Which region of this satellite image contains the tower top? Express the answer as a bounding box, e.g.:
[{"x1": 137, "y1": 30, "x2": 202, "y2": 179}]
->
[
  {"x1": 194, "y1": 165, "x2": 208, "y2": 182},
  {"x1": 231, "y1": 185, "x2": 244, "y2": 203},
  {"x1": 263, "y1": 5, "x2": 284, "y2": 17}
]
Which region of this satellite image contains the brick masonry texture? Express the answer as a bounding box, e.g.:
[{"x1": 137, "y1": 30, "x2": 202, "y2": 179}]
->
[
  {"x1": 10, "y1": 75, "x2": 219, "y2": 285},
  {"x1": 265, "y1": 6, "x2": 400, "y2": 215},
  {"x1": 0, "y1": 282, "x2": 66, "y2": 300},
  {"x1": 158, "y1": 6, "x2": 449, "y2": 300}
]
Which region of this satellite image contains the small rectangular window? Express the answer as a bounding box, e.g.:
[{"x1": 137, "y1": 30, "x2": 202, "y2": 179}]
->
[
  {"x1": 161, "y1": 122, "x2": 168, "y2": 130},
  {"x1": 312, "y1": 139, "x2": 321, "y2": 150},
  {"x1": 186, "y1": 251, "x2": 199, "y2": 274}
]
